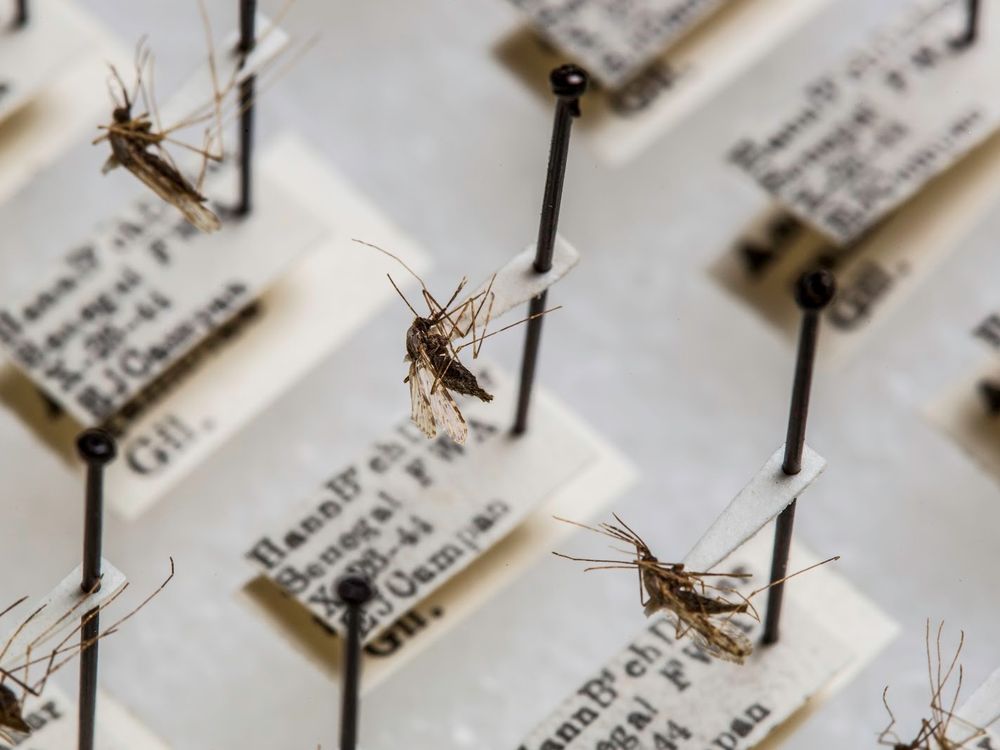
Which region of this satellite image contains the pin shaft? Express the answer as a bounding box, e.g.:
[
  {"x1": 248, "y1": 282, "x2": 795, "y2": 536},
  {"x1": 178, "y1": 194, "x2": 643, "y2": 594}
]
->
[
  {"x1": 76, "y1": 430, "x2": 116, "y2": 750},
  {"x1": 762, "y1": 271, "x2": 834, "y2": 645},
  {"x1": 513, "y1": 65, "x2": 587, "y2": 434},
  {"x1": 337, "y1": 576, "x2": 374, "y2": 750},
  {"x1": 237, "y1": 0, "x2": 257, "y2": 216}
]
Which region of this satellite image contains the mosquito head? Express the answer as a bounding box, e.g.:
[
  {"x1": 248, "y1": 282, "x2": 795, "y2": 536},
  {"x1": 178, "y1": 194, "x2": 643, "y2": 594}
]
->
[
  {"x1": 112, "y1": 106, "x2": 131, "y2": 124},
  {"x1": 0, "y1": 683, "x2": 28, "y2": 734}
]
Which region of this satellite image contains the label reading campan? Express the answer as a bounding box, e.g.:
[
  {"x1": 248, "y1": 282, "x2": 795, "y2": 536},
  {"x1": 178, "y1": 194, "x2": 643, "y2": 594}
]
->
[
  {"x1": 518, "y1": 582, "x2": 847, "y2": 750},
  {"x1": 0, "y1": 160, "x2": 326, "y2": 428},
  {"x1": 729, "y1": 0, "x2": 1000, "y2": 244},
  {"x1": 505, "y1": 0, "x2": 729, "y2": 88},
  {"x1": 245, "y1": 366, "x2": 597, "y2": 643}
]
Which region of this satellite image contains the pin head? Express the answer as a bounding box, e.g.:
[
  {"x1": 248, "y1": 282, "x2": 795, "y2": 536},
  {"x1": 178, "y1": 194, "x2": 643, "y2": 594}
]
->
[
  {"x1": 794, "y1": 269, "x2": 836, "y2": 311},
  {"x1": 336, "y1": 575, "x2": 375, "y2": 607},
  {"x1": 76, "y1": 429, "x2": 117, "y2": 465},
  {"x1": 550, "y1": 64, "x2": 589, "y2": 99}
]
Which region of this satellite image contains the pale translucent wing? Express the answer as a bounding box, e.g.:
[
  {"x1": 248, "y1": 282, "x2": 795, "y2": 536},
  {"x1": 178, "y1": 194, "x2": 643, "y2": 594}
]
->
[
  {"x1": 658, "y1": 608, "x2": 752, "y2": 665},
  {"x1": 172, "y1": 194, "x2": 222, "y2": 233},
  {"x1": 409, "y1": 360, "x2": 436, "y2": 439},
  {"x1": 414, "y1": 364, "x2": 468, "y2": 445},
  {"x1": 116, "y1": 142, "x2": 222, "y2": 233}
]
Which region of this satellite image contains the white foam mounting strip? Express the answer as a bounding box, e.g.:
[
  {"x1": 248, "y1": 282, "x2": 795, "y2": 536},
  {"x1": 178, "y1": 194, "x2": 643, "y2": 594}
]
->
[{"x1": 683, "y1": 444, "x2": 826, "y2": 572}]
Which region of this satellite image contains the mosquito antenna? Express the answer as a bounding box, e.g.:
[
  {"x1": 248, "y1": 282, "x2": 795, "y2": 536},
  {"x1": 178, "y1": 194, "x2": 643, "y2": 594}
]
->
[
  {"x1": 108, "y1": 64, "x2": 131, "y2": 109},
  {"x1": 353, "y1": 239, "x2": 428, "y2": 290},
  {"x1": 105, "y1": 74, "x2": 124, "y2": 110},
  {"x1": 386, "y1": 274, "x2": 420, "y2": 318}
]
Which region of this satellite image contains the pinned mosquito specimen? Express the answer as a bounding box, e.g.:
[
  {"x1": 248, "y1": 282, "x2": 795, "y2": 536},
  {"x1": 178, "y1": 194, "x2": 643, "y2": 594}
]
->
[
  {"x1": 94, "y1": 1, "x2": 300, "y2": 232},
  {"x1": 880, "y1": 621, "x2": 999, "y2": 749},
  {"x1": 96, "y1": 34, "x2": 222, "y2": 232},
  {"x1": 355, "y1": 239, "x2": 559, "y2": 445},
  {"x1": 553, "y1": 515, "x2": 838, "y2": 664},
  {"x1": 0, "y1": 559, "x2": 174, "y2": 743}
]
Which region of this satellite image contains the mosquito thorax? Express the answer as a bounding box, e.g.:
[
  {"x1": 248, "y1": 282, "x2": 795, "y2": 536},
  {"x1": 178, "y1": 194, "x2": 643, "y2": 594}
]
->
[
  {"x1": 406, "y1": 318, "x2": 431, "y2": 359},
  {"x1": 0, "y1": 684, "x2": 27, "y2": 732}
]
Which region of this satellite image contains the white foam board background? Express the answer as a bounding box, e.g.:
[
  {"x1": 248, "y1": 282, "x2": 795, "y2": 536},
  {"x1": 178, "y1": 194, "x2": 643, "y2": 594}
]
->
[{"x1": 0, "y1": 1, "x2": 998, "y2": 749}]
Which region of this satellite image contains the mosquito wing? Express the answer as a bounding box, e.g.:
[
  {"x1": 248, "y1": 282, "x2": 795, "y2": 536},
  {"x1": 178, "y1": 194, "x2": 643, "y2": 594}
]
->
[
  {"x1": 660, "y1": 606, "x2": 753, "y2": 665},
  {"x1": 409, "y1": 359, "x2": 437, "y2": 439},
  {"x1": 413, "y1": 360, "x2": 468, "y2": 445},
  {"x1": 112, "y1": 136, "x2": 222, "y2": 233}
]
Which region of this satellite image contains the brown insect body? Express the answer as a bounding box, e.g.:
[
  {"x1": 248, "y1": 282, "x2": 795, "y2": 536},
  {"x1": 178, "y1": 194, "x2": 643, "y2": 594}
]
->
[
  {"x1": 556, "y1": 516, "x2": 757, "y2": 664},
  {"x1": 406, "y1": 318, "x2": 493, "y2": 403},
  {"x1": 102, "y1": 103, "x2": 222, "y2": 233},
  {"x1": 556, "y1": 516, "x2": 837, "y2": 665},
  {"x1": 639, "y1": 560, "x2": 755, "y2": 665},
  {"x1": 0, "y1": 683, "x2": 29, "y2": 739},
  {"x1": 355, "y1": 239, "x2": 559, "y2": 444}
]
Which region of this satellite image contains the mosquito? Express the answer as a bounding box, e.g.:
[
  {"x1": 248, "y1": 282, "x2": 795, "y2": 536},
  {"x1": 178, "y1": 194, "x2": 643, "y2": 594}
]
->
[
  {"x1": 0, "y1": 559, "x2": 174, "y2": 743},
  {"x1": 355, "y1": 239, "x2": 559, "y2": 445},
  {"x1": 880, "y1": 621, "x2": 1000, "y2": 749},
  {"x1": 93, "y1": 0, "x2": 300, "y2": 232},
  {"x1": 553, "y1": 515, "x2": 838, "y2": 664}
]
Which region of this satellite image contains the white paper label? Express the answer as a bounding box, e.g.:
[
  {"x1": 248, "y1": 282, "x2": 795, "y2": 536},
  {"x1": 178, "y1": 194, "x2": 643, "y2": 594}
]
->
[
  {"x1": 505, "y1": 0, "x2": 729, "y2": 88},
  {"x1": 245, "y1": 365, "x2": 598, "y2": 643},
  {"x1": 0, "y1": 685, "x2": 168, "y2": 750},
  {"x1": 497, "y1": 0, "x2": 835, "y2": 165},
  {"x1": 520, "y1": 533, "x2": 897, "y2": 750},
  {"x1": 925, "y1": 356, "x2": 1000, "y2": 483},
  {"x1": 0, "y1": 1, "x2": 127, "y2": 206},
  {"x1": 0, "y1": 0, "x2": 91, "y2": 125},
  {"x1": 713, "y1": 112, "x2": 1000, "y2": 366},
  {"x1": 0, "y1": 134, "x2": 431, "y2": 519},
  {"x1": 729, "y1": 0, "x2": 1000, "y2": 243},
  {"x1": 0, "y1": 162, "x2": 325, "y2": 427},
  {"x1": 241, "y1": 364, "x2": 637, "y2": 693},
  {"x1": 519, "y1": 563, "x2": 846, "y2": 749}
]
